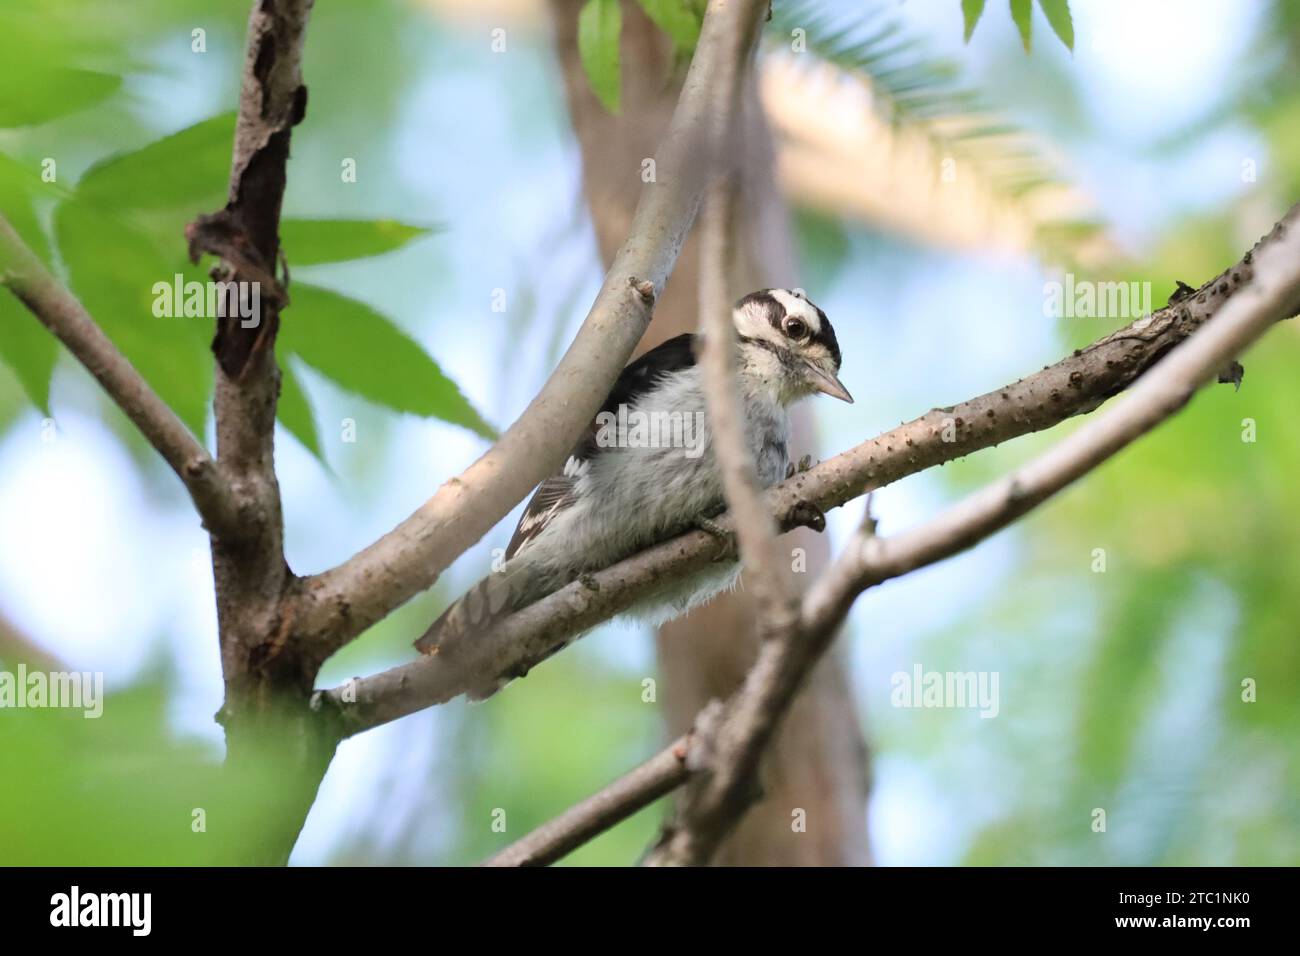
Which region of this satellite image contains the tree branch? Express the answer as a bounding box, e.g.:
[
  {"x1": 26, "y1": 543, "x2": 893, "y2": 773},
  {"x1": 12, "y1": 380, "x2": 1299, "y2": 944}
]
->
[
  {"x1": 482, "y1": 734, "x2": 694, "y2": 867},
  {"x1": 316, "y1": 203, "x2": 1300, "y2": 738},
  {"x1": 194, "y1": 0, "x2": 311, "y2": 574},
  {"x1": 672, "y1": 5, "x2": 808, "y2": 853},
  {"x1": 0, "y1": 216, "x2": 237, "y2": 533},
  {"x1": 488, "y1": 202, "x2": 1300, "y2": 866},
  {"x1": 692, "y1": 4, "x2": 794, "y2": 627},
  {"x1": 696, "y1": 183, "x2": 798, "y2": 623},
  {"x1": 291, "y1": 0, "x2": 774, "y2": 662},
  {"x1": 646, "y1": 199, "x2": 1300, "y2": 865},
  {"x1": 195, "y1": 4, "x2": 325, "y2": 862}
]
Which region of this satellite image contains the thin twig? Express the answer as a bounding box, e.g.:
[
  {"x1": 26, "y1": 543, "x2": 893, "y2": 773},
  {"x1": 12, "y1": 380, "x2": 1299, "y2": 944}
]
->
[
  {"x1": 0, "y1": 216, "x2": 237, "y2": 534},
  {"x1": 667, "y1": 0, "x2": 796, "y2": 862},
  {"x1": 692, "y1": 2, "x2": 793, "y2": 627},
  {"x1": 482, "y1": 736, "x2": 693, "y2": 867}
]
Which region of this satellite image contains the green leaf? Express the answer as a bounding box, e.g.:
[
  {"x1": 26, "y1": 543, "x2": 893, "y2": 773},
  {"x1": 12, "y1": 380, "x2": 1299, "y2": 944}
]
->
[
  {"x1": 766, "y1": 2, "x2": 1090, "y2": 242},
  {"x1": 41, "y1": 114, "x2": 242, "y2": 435},
  {"x1": 279, "y1": 284, "x2": 495, "y2": 439},
  {"x1": 0, "y1": 69, "x2": 121, "y2": 128},
  {"x1": 277, "y1": 358, "x2": 324, "y2": 460},
  {"x1": 54, "y1": 198, "x2": 213, "y2": 436},
  {"x1": 279, "y1": 219, "x2": 434, "y2": 266},
  {"x1": 1037, "y1": 0, "x2": 1074, "y2": 51},
  {"x1": 1010, "y1": 0, "x2": 1033, "y2": 51},
  {"x1": 0, "y1": 155, "x2": 58, "y2": 411},
  {"x1": 0, "y1": 680, "x2": 309, "y2": 865},
  {"x1": 961, "y1": 0, "x2": 987, "y2": 42},
  {"x1": 578, "y1": 0, "x2": 622, "y2": 115},
  {"x1": 0, "y1": 297, "x2": 59, "y2": 414},
  {"x1": 0, "y1": 295, "x2": 57, "y2": 413},
  {"x1": 74, "y1": 113, "x2": 235, "y2": 211},
  {"x1": 637, "y1": 0, "x2": 701, "y2": 50}
]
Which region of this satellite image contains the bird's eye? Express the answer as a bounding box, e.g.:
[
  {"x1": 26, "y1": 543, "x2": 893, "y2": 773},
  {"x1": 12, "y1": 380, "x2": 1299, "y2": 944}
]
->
[{"x1": 784, "y1": 317, "x2": 808, "y2": 339}]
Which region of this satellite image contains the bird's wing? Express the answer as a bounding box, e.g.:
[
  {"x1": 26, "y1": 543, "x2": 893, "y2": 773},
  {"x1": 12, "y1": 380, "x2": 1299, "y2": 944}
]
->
[
  {"x1": 503, "y1": 468, "x2": 581, "y2": 560},
  {"x1": 503, "y1": 333, "x2": 697, "y2": 560}
]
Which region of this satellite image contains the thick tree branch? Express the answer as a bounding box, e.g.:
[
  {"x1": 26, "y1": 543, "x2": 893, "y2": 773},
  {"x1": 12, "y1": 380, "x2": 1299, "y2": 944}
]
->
[
  {"x1": 317, "y1": 203, "x2": 1300, "y2": 738},
  {"x1": 492, "y1": 202, "x2": 1300, "y2": 866},
  {"x1": 291, "y1": 0, "x2": 773, "y2": 662},
  {"x1": 189, "y1": 0, "x2": 311, "y2": 586},
  {"x1": 191, "y1": 1, "x2": 330, "y2": 870},
  {"x1": 198, "y1": 0, "x2": 312, "y2": 722},
  {"x1": 0, "y1": 216, "x2": 237, "y2": 533}
]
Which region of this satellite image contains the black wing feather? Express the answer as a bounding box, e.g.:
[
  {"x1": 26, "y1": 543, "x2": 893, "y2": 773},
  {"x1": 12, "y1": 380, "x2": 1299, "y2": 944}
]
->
[{"x1": 503, "y1": 333, "x2": 697, "y2": 559}]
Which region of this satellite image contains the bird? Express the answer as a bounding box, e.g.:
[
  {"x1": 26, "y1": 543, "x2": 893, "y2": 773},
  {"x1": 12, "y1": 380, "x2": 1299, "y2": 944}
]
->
[{"x1": 413, "y1": 288, "x2": 852, "y2": 688}]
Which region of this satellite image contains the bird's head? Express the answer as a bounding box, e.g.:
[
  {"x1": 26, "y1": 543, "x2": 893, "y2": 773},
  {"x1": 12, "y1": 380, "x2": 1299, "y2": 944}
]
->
[{"x1": 731, "y1": 288, "x2": 852, "y2": 405}]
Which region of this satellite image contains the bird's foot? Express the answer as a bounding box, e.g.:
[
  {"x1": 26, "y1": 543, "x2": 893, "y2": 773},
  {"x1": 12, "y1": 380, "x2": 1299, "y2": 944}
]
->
[
  {"x1": 784, "y1": 454, "x2": 815, "y2": 480},
  {"x1": 694, "y1": 515, "x2": 737, "y2": 561},
  {"x1": 1168, "y1": 279, "x2": 1197, "y2": 305},
  {"x1": 578, "y1": 572, "x2": 601, "y2": 592}
]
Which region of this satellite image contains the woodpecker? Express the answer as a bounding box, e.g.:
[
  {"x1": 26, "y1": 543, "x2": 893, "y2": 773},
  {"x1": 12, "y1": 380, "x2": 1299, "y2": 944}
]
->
[{"x1": 414, "y1": 288, "x2": 851, "y2": 686}]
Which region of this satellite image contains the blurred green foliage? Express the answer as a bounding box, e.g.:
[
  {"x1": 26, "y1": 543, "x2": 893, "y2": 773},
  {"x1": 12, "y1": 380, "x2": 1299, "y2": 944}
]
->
[
  {"x1": 0, "y1": 0, "x2": 492, "y2": 455},
  {"x1": 442, "y1": 647, "x2": 665, "y2": 866},
  {"x1": 771, "y1": 0, "x2": 1101, "y2": 263},
  {"x1": 577, "y1": 0, "x2": 705, "y2": 114},
  {"x1": 0, "y1": 679, "x2": 297, "y2": 865},
  {"x1": 579, "y1": 0, "x2": 624, "y2": 114}
]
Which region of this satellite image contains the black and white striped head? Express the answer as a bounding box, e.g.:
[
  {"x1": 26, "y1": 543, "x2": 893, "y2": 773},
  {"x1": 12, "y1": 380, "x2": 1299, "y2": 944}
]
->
[{"x1": 732, "y1": 288, "x2": 852, "y2": 404}]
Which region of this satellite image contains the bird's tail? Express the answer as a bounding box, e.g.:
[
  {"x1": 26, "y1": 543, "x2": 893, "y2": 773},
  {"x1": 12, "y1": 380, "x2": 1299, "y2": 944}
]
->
[{"x1": 414, "y1": 559, "x2": 545, "y2": 656}]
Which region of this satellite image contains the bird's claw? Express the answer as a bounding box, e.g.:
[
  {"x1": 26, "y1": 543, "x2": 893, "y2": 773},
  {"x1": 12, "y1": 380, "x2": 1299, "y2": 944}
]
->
[
  {"x1": 784, "y1": 454, "x2": 816, "y2": 480},
  {"x1": 1168, "y1": 279, "x2": 1197, "y2": 305},
  {"x1": 695, "y1": 515, "x2": 736, "y2": 561},
  {"x1": 579, "y1": 572, "x2": 601, "y2": 592}
]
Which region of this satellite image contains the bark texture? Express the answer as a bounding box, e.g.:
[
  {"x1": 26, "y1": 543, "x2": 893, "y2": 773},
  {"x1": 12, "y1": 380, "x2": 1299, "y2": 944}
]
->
[{"x1": 189, "y1": 0, "x2": 334, "y2": 865}]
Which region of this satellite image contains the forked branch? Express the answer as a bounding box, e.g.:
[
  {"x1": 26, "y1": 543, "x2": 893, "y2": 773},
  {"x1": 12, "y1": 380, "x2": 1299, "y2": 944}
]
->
[{"x1": 319, "y1": 202, "x2": 1299, "y2": 738}]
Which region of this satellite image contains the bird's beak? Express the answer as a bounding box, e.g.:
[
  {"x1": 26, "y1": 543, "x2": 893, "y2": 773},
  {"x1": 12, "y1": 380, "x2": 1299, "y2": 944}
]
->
[{"x1": 804, "y1": 359, "x2": 854, "y2": 403}]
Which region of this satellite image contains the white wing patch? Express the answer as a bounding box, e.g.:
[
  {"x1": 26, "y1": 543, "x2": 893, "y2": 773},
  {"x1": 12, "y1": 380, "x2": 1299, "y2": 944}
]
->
[{"x1": 505, "y1": 475, "x2": 579, "y2": 559}]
